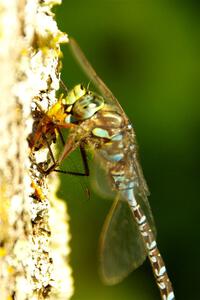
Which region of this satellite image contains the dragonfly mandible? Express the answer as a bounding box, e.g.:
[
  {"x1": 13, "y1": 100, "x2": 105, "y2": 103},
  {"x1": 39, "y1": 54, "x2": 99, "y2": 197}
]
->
[{"x1": 30, "y1": 38, "x2": 175, "y2": 300}]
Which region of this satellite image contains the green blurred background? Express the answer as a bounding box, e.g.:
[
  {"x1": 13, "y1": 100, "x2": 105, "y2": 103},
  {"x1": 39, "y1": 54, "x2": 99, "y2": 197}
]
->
[{"x1": 55, "y1": 1, "x2": 199, "y2": 299}]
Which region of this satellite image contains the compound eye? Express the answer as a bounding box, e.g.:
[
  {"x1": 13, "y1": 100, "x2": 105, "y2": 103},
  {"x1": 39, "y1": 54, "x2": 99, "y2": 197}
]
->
[{"x1": 73, "y1": 94, "x2": 104, "y2": 120}]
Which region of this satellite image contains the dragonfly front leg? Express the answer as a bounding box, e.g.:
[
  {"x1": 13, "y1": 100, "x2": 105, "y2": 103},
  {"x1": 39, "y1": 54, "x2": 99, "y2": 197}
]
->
[
  {"x1": 56, "y1": 127, "x2": 65, "y2": 147},
  {"x1": 79, "y1": 143, "x2": 89, "y2": 176},
  {"x1": 43, "y1": 131, "x2": 83, "y2": 175},
  {"x1": 54, "y1": 128, "x2": 89, "y2": 176},
  {"x1": 58, "y1": 143, "x2": 90, "y2": 176},
  {"x1": 33, "y1": 132, "x2": 57, "y2": 175},
  {"x1": 54, "y1": 143, "x2": 89, "y2": 177}
]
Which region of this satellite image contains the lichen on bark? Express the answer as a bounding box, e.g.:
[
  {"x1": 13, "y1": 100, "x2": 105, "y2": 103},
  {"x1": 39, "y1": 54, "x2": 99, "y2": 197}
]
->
[{"x1": 0, "y1": 0, "x2": 73, "y2": 299}]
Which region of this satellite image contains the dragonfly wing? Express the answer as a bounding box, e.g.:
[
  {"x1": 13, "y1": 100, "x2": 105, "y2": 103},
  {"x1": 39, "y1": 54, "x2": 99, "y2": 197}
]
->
[
  {"x1": 88, "y1": 139, "x2": 156, "y2": 284},
  {"x1": 91, "y1": 150, "x2": 156, "y2": 235},
  {"x1": 99, "y1": 196, "x2": 147, "y2": 285},
  {"x1": 90, "y1": 155, "x2": 117, "y2": 200}
]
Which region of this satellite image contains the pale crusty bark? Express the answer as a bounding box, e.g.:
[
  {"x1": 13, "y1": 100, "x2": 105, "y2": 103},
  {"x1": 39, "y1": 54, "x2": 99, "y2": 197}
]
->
[{"x1": 0, "y1": 0, "x2": 73, "y2": 299}]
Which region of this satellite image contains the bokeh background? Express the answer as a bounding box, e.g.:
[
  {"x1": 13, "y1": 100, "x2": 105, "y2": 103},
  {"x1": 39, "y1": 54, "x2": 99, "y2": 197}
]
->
[{"x1": 55, "y1": 1, "x2": 199, "y2": 299}]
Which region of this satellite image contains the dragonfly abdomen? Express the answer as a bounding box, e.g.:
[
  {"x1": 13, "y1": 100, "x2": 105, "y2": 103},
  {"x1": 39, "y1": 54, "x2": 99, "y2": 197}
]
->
[{"x1": 126, "y1": 189, "x2": 175, "y2": 300}]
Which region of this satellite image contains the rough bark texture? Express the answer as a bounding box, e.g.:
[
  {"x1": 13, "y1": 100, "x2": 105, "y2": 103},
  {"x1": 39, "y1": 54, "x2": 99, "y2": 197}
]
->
[{"x1": 0, "y1": 0, "x2": 73, "y2": 299}]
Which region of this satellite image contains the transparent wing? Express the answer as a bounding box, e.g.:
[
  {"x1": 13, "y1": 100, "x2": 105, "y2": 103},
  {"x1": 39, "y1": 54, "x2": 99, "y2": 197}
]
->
[
  {"x1": 99, "y1": 186, "x2": 156, "y2": 285},
  {"x1": 99, "y1": 196, "x2": 146, "y2": 285},
  {"x1": 91, "y1": 147, "x2": 156, "y2": 230},
  {"x1": 90, "y1": 152, "x2": 156, "y2": 285}
]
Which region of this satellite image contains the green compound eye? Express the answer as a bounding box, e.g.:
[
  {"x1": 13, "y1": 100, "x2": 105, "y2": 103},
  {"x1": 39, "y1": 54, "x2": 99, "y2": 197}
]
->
[{"x1": 72, "y1": 93, "x2": 104, "y2": 120}]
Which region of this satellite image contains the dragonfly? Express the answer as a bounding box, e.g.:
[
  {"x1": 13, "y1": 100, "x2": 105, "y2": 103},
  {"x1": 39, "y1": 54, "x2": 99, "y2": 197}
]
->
[{"x1": 30, "y1": 38, "x2": 175, "y2": 300}]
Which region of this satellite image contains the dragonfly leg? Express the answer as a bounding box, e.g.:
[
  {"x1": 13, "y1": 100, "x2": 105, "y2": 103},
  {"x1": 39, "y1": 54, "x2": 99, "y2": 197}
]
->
[
  {"x1": 57, "y1": 127, "x2": 65, "y2": 146},
  {"x1": 42, "y1": 133, "x2": 56, "y2": 164},
  {"x1": 33, "y1": 133, "x2": 58, "y2": 175},
  {"x1": 57, "y1": 126, "x2": 90, "y2": 176},
  {"x1": 54, "y1": 143, "x2": 89, "y2": 176},
  {"x1": 80, "y1": 143, "x2": 89, "y2": 176}
]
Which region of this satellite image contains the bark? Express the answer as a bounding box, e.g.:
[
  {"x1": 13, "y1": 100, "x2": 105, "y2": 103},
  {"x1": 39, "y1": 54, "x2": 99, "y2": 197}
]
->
[{"x1": 0, "y1": 0, "x2": 73, "y2": 299}]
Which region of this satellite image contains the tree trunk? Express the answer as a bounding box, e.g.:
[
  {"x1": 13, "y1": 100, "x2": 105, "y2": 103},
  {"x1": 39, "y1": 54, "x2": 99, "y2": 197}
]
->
[{"x1": 0, "y1": 0, "x2": 73, "y2": 299}]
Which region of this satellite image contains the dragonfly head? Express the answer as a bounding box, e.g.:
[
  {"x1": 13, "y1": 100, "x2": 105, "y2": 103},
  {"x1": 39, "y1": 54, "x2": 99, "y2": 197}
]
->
[
  {"x1": 72, "y1": 92, "x2": 104, "y2": 120},
  {"x1": 63, "y1": 84, "x2": 104, "y2": 121}
]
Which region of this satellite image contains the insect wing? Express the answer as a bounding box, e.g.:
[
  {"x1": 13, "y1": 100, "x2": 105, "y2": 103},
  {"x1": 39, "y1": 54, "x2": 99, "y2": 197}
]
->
[
  {"x1": 99, "y1": 196, "x2": 147, "y2": 285},
  {"x1": 89, "y1": 149, "x2": 156, "y2": 284},
  {"x1": 90, "y1": 154, "x2": 117, "y2": 200},
  {"x1": 91, "y1": 148, "x2": 156, "y2": 235}
]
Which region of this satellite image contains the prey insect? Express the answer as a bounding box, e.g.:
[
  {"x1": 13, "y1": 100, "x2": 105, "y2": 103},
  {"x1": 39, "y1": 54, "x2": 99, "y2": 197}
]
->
[
  {"x1": 30, "y1": 38, "x2": 175, "y2": 300},
  {"x1": 29, "y1": 89, "x2": 91, "y2": 197},
  {"x1": 29, "y1": 87, "x2": 88, "y2": 175}
]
